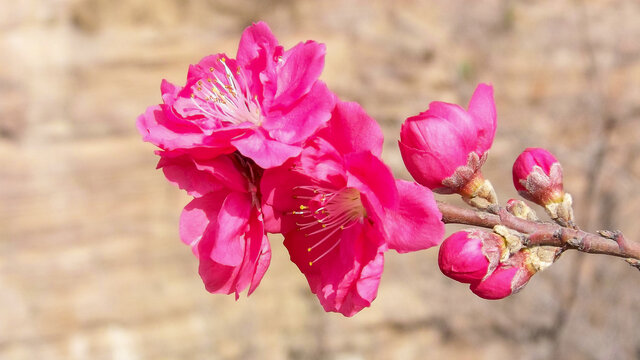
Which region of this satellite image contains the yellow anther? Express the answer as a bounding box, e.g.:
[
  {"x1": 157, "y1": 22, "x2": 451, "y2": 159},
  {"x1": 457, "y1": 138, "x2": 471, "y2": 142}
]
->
[
  {"x1": 307, "y1": 248, "x2": 311, "y2": 252},
  {"x1": 197, "y1": 81, "x2": 203, "y2": 86},
  {"x1": 309, "y1": 262, "x2": 313, "y2": 266},
  {"x1": 299, "y1": 205, "x2": 308, "y2": 210},
  {"x1": 209, "y1": 67, "x2": 214, "y2": 72}
]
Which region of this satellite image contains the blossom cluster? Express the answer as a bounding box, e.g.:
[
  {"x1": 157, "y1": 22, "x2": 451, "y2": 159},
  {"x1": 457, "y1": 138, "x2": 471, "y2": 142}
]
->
[
  {"x1": 399, "y1": 87, "x2": 571, "y2": 298},
  {"x1": 137, "y1": 22, "x2": 445, "y2": 316},
  {"x1": 138, "y1": 21, "x2": 580, "y2": 310}
]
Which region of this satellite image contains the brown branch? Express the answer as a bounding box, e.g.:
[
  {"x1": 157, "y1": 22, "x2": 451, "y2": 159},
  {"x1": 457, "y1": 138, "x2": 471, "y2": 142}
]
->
[{"x1": 438, "y1": 201, "x2": 640, "y2": 261}]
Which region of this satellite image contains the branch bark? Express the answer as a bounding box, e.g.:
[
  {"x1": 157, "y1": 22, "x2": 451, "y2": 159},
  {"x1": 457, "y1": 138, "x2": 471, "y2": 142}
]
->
[{"x1": 437, "y1": 201, "x2": 640, "y2": 261}]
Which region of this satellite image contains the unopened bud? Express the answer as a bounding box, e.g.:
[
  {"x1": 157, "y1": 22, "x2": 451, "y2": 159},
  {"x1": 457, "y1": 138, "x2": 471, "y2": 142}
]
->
[
  {"x1": 438, "y1": 230, "x2": 506, "y2": 285},
  {"x1": 512, "y1": 148, "x2": 574, "y2": 225},
  {"x1": 506, "y1": 199, "x2": 539, "y2": 221},
  {"x1": 470, "y1": 251, "x2": 535, "y2": 300},
  {"x1": 399, "y1": 84, "x2": 498, "y2": 209},
  {"x1": 512, "y1": 147, "x2": 564, "y2": 205}
]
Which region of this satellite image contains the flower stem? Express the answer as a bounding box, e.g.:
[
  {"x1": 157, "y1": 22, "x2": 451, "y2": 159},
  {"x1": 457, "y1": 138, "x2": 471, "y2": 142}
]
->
[{"x1": 437, "y1": 201, "x2": 640, "y2": 265}]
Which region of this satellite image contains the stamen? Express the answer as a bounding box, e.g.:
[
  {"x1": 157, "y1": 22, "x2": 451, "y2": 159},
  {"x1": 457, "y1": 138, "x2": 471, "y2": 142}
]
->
[
  {"x1": 290, "y1": 186, "x2": 366, "y2": 266},
  {"x1": 189, "y1": 58, "x2": 261, "y2": 126}
]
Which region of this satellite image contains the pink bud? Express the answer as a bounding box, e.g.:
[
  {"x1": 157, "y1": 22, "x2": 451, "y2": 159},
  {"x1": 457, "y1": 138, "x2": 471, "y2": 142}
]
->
[
  {"x1": 438, "y1": 230, "x2": 505, "y2": 285},
  {"x1": 512, "y1": 148, "x2": 564, "y2": 205},
  {"x1": 470, "y1": 251, "x2": 534, "y2": 300},
  {"x1": 399, "y1": 83, "x2": 497, "y2": 193}
]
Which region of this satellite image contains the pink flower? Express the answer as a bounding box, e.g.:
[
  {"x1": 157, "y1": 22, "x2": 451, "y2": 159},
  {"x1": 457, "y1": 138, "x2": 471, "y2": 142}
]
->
[
  {"x1": 158, "y1": 152, "x2": 271, "y2": 298},
  {"x1": 469, "y1": 251, "x2": 534, "y2": 300},
  {"x1": 512, "y1": 147, "x2": 564, "y2": 205},
  {"x1": 438, "y1": 230, "x2": 505, "y2": 285},
  {"x1": 137, "y1": 22, "x2": 335, "y2": 169},
  {"x1": 261, "y1": 101, "x2": 445, "y2": 316},
  {"x1": 399, "y1": 83, "x2": 496, "y2": 195}
]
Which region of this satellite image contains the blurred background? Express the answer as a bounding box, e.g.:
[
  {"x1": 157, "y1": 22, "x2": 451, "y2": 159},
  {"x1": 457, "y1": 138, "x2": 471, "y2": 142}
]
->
[{"x1": 1, "y1": 0, "x2": 640, "y2": 359}]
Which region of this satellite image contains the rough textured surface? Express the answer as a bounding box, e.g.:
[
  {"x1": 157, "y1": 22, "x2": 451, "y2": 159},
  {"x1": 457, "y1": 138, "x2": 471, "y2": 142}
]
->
[{"x1": 1, "y1": 1, "x2": 640, "y2": 359}]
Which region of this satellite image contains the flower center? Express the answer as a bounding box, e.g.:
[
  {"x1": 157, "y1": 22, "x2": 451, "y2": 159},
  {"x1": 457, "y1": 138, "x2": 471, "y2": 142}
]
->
[
  {"x1": 291, "y1": 186, "x2": 366, "y2": 266},
  {"x1": 190, "y1": 58, "x2": 261, "y2": 126}
]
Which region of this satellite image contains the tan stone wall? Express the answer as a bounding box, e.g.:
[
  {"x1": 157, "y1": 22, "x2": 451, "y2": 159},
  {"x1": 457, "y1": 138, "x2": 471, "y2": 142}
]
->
[{"x1": 1, "y1": 1, "x2": 640, "y2": 359}]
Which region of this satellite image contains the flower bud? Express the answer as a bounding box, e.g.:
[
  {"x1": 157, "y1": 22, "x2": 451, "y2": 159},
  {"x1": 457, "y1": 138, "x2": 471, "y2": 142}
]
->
[
  {"x1": 512, "y1": 148, "x2": 574, "y2": 225},
  {"x1": 438, "y1": 230, "x2": 506, "y2": 285},
  {"x1": 469, "y1": 251, "x2": 535, "y2": 300},
  {"x1": 512, "y1": 148, "x2": 563, "y2": 205},
  {"x1": 399, "y1": 83, "x2": 497, "y2": 208},
  {"x1": 505, "y1": 198, "x2": 539, "y2": 221}
]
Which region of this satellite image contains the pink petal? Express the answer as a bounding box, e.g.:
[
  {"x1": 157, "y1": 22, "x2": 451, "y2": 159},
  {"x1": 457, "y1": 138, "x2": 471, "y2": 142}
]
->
[
  {"x1": 179, "y1": 192, "x2": 227, "y2": 256},
  {"x1": 160, "y1": 79, "x2": 180, "y2": 105},
  {"x1": 209, "y1": 192, "x2": 252, "y2": 266},
  {"x1": 236, "y1": 21, "x2": 279, "y2": 70},
  {"x1": 267, "y1": 41, "x2": 326, "y2": 109},
  {"x1": 401, "y1": 114, "x2": 473, "y2": 163},
  {"x1": 260, "y1": 164, "x2": 318, "y2": 234},
  {"x1": 342, "y1": 250, "x2": 384, "y2": 317},
  {"x1": 136, "y1": 105, "x2": 203, "y2": 149},
  {"x1": 192, "y1": 156, "x2": 249, "y2": 193},
  {"x1": 425, "y1": 102, "x2": 476, "y2": 145},
  {"x1": 467, "y1": 83, "x2": 497, "y2": 154},
  {"x1": 247, "y1": 211, "x2": 272, "y2": 295},
  {"x1": 469, "y1": 266, "x2": 518, "y2": 300},
  {"x1": 248, "y1": 238, "x2": 271, "y2": 296},
  {"x1": 231, "y1": 128, "x2": 302, "y2": 168},
  {"x1": 297, "y1": 138, "x2": 347, "y2": 186},
  {"x1": 260, "y1": 199, "x2": 284, "y2": 234},
  {"x1": 512, "y1": 147, "x2": 559, "y2": 179},
  {"x1": 384, "y1": 180, "x2": 445, "y2": 253},
  {"x1": 198, "y1": 126, "x2": 251, "y2": 154},
  {"x1": 398, "y1": 141, "x2": 452, "y2": 191},
  {"x1": 197, "y1": 199, "x2": 271, "y2": 297},
  {"x1": 237, "y1": 22, "x2": 282, "y2": 105},
  {"x1": 158, "y1": 154, "x2": 225, "y2": 197},
  {"x1": 137, "y1": 104, "x2": 244, "y2": 158},
  {"x1": 197, "y1": 251, "x2": 238, "y2": 295},
  {"x1": 344, "y1": 152, "x2": 398, "y2": 209},
  {"x1": 399, "y1": 114, "x2": 474, "y2": 190},
  {"x1": 438, "y1": 231, "x2": 490, "y2": 284},
  {"x1": 262, "y1": 81, "x2": 334, "y2": 145},
  {"x1": 283, "y1": 221, "x2": 384, "y2": 317},
  {"x1": 317, "y1": 101, "x2": 384, "y2": 157}
]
